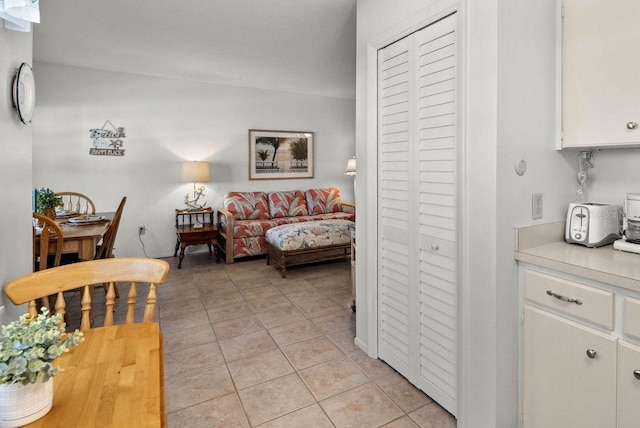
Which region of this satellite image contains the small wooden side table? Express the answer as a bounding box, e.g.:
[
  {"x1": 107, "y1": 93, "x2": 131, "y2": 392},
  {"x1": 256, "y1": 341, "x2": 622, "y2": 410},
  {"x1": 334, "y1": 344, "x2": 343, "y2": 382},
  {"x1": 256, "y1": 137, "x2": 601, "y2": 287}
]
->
[{"x1": 174, "y1": 208, "x2": 220, "y2": 268}]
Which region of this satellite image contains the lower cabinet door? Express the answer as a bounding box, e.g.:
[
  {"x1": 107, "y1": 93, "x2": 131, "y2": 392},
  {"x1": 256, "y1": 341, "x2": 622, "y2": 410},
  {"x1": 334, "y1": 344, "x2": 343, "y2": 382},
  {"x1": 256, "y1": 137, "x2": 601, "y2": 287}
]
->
[
  {"x1": 523, "y1": 306, "x2": 617, "y2": 428},
  {"x1": 617, "y1": 340, "x2": 640, "y2": 428}
]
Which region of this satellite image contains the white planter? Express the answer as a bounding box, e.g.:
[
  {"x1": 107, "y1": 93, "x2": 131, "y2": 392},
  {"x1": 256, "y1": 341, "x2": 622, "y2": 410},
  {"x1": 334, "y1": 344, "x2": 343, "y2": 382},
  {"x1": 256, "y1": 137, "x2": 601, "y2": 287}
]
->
[{"x1": 0, "y1": 379, "x2": 53, "y2": 427}]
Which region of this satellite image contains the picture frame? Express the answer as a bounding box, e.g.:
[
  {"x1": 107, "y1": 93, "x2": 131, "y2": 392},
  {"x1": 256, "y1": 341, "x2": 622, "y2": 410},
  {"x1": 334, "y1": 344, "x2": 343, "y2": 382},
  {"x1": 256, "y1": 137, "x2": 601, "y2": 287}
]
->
[{"x1": 249, "y1": 129, "x2": 314, "y2": 180}]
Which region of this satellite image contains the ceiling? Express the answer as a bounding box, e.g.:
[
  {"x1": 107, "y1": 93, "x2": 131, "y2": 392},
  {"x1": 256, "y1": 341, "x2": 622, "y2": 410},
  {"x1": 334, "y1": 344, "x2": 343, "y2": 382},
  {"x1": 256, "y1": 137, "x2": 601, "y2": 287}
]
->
[{"x1": 33, "y1": 0, "x2": 357, "y2": 99}]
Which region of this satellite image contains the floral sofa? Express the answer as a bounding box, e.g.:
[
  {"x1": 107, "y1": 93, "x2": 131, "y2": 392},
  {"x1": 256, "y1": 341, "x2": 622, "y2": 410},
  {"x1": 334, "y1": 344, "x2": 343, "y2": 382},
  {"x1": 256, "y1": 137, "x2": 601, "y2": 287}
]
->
[{"x1": 216, "y1": 187, "x2": 355, "y2": 263}]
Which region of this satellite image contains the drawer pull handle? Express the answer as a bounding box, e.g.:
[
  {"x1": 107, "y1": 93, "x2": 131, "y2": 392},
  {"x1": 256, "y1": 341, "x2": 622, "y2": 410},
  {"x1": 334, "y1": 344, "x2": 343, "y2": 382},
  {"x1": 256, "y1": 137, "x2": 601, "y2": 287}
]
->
[
  {"x1": 586, "y1": 349, "x2": 597, "y2": 359},
  {"x1": 546, "y1": 290, "x2": 583, "y2": 305},
  {"x1": 627, "y1": 121, "x2": 638, "y2": 130},
  {"x1": 634, "y1": 370, "x2": 640, "y2": 380}
]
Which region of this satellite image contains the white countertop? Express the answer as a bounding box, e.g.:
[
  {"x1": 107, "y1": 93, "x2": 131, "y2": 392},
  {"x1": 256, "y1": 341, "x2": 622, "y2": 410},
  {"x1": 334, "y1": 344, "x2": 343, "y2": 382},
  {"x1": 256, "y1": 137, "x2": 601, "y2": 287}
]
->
[{"x1": 514, "y1": 221, "x2": 640, "y2": 292}]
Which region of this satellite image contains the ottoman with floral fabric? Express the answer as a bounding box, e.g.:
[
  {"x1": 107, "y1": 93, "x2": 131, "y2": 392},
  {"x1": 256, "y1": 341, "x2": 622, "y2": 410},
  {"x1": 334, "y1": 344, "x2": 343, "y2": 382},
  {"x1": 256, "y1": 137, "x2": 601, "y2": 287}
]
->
[{"x1": 264, "y1": 219, "x2": 355, "y2": 277}]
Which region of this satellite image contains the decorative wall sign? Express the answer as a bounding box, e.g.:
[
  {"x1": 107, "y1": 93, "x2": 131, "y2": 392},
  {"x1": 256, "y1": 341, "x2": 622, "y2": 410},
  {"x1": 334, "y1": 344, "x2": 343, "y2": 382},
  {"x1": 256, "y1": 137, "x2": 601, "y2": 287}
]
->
[
  {"x1": 89, "y1": 120, "x2": 125, "y2": 156},
  {"x1": 249, "y1": 129, "x2": 314, "y2": 180}
]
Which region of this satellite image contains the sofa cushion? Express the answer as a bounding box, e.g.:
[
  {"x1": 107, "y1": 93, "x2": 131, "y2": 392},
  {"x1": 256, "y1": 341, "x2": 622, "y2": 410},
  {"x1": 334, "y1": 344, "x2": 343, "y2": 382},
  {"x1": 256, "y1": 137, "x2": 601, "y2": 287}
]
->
[
  {"x1": 268, "y1": 191, "x2": 308, "y2": 218},
  {"x1": 234, "y1": 219, "x2": 279, "y2": 238},
  {"x1": 305, "y1": 187, "x2": 342, "y2": 215},
  {"x1": 224, "y1": 192, "x2": 270, "y2": 221}
]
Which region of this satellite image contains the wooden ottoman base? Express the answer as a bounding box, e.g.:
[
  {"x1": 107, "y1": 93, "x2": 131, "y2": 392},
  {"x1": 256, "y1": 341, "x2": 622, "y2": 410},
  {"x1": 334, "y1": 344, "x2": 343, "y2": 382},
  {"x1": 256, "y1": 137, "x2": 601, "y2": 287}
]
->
[{"x1": 266, "y1": 242, "x2": 350, "y2": 278}]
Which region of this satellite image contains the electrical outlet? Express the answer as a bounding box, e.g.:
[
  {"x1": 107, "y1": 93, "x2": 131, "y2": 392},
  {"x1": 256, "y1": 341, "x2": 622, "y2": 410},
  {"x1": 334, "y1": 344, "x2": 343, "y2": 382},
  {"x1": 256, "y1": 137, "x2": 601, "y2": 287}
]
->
[
  {"x1": 138, "y1": 226, "x2": 146, "y2": 236},
  {"x1": 532, "y1": 193, "x2": 543, "y2": 220}
]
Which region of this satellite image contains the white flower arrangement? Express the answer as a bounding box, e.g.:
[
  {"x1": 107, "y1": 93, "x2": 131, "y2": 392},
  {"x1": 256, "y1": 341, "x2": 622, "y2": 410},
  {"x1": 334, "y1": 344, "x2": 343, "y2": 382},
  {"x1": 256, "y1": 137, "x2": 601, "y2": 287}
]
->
[{"x1": 0, "y1": 308, "x2": 84, "y2": 385}]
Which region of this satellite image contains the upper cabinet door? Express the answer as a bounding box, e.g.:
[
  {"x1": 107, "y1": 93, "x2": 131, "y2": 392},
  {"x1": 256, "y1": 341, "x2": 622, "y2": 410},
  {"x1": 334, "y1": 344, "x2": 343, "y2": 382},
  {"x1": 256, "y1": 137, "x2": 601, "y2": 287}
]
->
[{"x1": 561, "y1": 0, "x2": 640, "y2": 149}]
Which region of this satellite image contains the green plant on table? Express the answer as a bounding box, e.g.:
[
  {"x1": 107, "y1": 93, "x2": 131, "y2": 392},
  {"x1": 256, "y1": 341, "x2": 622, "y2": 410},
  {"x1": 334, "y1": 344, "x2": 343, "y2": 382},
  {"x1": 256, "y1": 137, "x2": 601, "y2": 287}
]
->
[
  {"x1": 0, "y1": 308, "x2": 83, "y2": 385},
  {"x1": 36, "y1": 188, "x2": 62, "y2": 212}
]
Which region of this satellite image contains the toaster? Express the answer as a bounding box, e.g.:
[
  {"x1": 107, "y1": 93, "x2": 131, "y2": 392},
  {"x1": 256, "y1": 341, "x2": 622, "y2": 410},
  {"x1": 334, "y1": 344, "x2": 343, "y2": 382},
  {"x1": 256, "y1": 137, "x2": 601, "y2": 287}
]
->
[{"x1": 565, "y1": 202, "x2": 622, "y2": 247}]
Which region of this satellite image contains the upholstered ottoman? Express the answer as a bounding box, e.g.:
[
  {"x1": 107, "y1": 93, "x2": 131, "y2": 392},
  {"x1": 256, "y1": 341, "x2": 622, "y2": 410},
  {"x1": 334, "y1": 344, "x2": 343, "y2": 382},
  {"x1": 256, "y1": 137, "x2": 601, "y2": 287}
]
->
[{"x1": 265, "y1": 219, "x2": 354, "y2": 277}]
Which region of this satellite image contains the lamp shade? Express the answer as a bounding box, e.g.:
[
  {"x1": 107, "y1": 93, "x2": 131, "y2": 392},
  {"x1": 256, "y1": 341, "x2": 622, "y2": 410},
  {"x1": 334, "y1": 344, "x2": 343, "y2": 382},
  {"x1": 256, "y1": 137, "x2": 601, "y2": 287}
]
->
[
  {"x1": 344, "y1": 156, "x2": 356, "y2": 176},
  {"x1": 181, "y1": 161, "x2": 210, "y2": 183}
]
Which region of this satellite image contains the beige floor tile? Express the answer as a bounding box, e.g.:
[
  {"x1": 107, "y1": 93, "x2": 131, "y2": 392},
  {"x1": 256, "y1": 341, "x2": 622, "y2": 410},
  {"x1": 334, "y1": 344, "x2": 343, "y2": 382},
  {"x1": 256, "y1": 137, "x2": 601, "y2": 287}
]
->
[
  {"x1": 349, "y1": 349, "x2": 398, "y2": 379},
  {"x1": 212, "y1": 314, "x2": 264, "y2": 339},
  {"x1": 206, "y1": 301, "x2": 254, "y2": 323},
  {"x1": 228, "y1": 349, "x2": 294, "y2": 390},
  {"x1": 164, "y1": 341, "x2": 225, "y2": 379},
  {"x1": 282, "y1": 336, "x2": 344, "y2": 370},
  {"x1": 326, "y1": 326, "x2": 358, "y2": 354},
  {"x1": 201, "y1": 290, "x2": 246, "y2": 309},
  {"x1": 248, "y1": 294, "x2": 293, "y2": 313},
  {"x1": 379, "y1": 379, "x2": 434, "y2": 413},
  {"x1": 238, "y1": 373, "x2": 315, "y2": 426},
  {"x1": 159, "y1": 309, "x2": 211, "y2": 334},
  {"x1": 166, "y1": 392, "x2": 250, "y2": 428},
  {"x1": 294, "y1": 296, "x2": 344, "y2": 318},
  {"x1": 162, "y1": 324, "x2": 217, "y2": 353},
  {"x1": 165, "y1": 363, "x2": 235, "y2": 413},
  {"x1": 382, "y1": 416, "x2": 420, "y2": 427},
  {"x1": 257, "y1": 403, "x2": 334, "y2": 428},
  {"x1": 195, "y1": 280, "x2": 238, "y2": 296},
  {"x1": 320, "y1": 382, "x2": 404, "y2": 428},
  {"x1": 311, "y1": 310, "x2": 356, "y2": 333},
  {"x1": 241, "y1": 285, "x2": 283, "y2": 301},
  {"x1": 282, "y1": 287, "x2": 327, "y2": 303},
  {"x1": 268, "y1": 319, "x2": 324, "y2": 347},
  {"x1": 256, "y1": 305, "x2": 307, "y2": 329},
  {"x1": 299, "y1": 355, "x2": 370, "y2": 400},
  {"x1": 218, "y1": 329, "x2": 278, "y2": 362},
  {"x1": 158, "y1": 297, "x2": 206, "y2": 319},
  {"x1": 408, "y1": 402, "x2": 457, "y2": 428}
]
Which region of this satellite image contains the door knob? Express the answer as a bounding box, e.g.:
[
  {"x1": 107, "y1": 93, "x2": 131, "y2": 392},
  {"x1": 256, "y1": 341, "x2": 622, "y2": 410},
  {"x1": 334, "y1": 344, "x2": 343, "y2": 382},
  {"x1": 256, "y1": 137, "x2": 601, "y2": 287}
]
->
[
  {"x1": 627, "y1": 121, "x2": 638, "y2": 130},
  {"x1": 634, "y1": 370, "x2": 640, "y2": 380},
  {"x1": 431, "y1": 243, "x2": 439, "y2": 251},
  {"x1": 586, "y1": 349, "x2": 597, "y2": 359}
]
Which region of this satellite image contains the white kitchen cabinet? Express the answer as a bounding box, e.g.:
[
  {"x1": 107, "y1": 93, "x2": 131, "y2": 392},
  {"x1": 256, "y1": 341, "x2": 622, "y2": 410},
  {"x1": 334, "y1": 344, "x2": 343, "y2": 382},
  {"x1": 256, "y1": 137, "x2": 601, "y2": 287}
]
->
[
  {"x1": 523, "y1": 306, "x2": 617, "y2": 428},
  {"x1": 560, "y1": 0, "x2": 640, "y2": 149},
  {"x1": 522, "y1": 267, "x2": 640, "y2": 427},
  {"x1": 617, "y1": 340, "x2": 640, "y2": 428}
]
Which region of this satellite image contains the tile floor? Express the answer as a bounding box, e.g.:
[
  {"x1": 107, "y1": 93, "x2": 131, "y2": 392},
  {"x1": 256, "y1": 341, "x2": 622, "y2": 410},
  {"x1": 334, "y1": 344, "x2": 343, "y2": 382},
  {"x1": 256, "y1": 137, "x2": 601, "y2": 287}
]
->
[{"x1": 81, "y1": 253, "x2": 457, "y2": 427}]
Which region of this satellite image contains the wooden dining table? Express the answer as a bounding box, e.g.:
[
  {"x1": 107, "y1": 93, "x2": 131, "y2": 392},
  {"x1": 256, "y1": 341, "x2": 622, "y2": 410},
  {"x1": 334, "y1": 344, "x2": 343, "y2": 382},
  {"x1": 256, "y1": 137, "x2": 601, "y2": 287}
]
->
[
  {"x1": 38, "y1": 212, "x2": 114, "y2": 261},
  {"x1": 23, "y1": 322, "x2": 165, "y2": 427}
]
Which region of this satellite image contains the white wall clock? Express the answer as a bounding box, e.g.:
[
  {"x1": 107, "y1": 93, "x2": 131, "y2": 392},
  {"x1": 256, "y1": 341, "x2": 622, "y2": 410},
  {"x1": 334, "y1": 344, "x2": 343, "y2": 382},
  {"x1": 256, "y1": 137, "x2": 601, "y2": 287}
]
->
[{"x1": 12, "y1": 62, "x2": 35, "y2": 124}]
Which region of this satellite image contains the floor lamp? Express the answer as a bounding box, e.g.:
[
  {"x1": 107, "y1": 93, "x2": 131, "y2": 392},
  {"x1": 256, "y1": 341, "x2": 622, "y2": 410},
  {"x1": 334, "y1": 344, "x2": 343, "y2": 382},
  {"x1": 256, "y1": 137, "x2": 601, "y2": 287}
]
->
[{"x1": 344, "y1": 156, "x2": 356, "y2": 196}]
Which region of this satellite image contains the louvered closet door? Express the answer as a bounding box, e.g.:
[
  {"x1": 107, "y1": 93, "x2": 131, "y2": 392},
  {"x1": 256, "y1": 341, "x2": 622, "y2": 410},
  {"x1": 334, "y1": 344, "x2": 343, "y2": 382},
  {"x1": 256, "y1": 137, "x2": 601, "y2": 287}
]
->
[{"x1": 378, "y1": 13, "x2": 457, "y2": 417}]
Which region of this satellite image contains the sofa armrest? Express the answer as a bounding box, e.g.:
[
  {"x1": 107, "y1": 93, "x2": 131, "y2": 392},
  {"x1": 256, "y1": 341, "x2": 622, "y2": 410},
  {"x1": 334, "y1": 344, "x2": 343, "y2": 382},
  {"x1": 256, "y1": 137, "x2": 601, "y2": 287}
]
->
[
  {"x1": 341, "y1": 202, "x2": 355, "y2": 214},
  {"x1": 216, "y1": 208, "x2": 235, "y2": 263}
]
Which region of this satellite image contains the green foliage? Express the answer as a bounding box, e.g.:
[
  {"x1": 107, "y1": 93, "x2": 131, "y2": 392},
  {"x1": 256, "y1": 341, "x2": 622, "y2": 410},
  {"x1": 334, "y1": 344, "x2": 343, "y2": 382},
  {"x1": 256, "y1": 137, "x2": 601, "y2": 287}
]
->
[
  {"x1": 257, "y1": 149, "x2": 270, "y2": 161},
  {"x1": 0, "y1": 308, "x2": 83, "y2": 385},
  {"x1": 289, "y1": 139, "x2": 308, "y2": 160},
  {"x1": 36, "y1": 188, "x2": 62, "y2": 211}
]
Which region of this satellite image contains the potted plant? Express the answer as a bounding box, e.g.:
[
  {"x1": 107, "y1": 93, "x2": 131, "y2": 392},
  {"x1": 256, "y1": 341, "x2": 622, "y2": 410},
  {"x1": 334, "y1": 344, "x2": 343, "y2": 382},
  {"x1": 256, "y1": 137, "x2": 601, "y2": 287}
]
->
[
  {"x1": 0, "y1": 308, "x2": 83, "y2": 427},
  {"x1": 36, "y1": 188, "x2": 62, "y2": 220}
]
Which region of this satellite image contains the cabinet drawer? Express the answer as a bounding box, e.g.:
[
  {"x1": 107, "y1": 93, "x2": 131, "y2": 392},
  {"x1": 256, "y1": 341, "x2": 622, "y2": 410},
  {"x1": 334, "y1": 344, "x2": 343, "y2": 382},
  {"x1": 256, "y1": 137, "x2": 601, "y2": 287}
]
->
[
  {"x1": 524, "y1": 270, "x2": 614, "y2": 329},
  {"x1": 624, "y1": 297, "x2": 640, "y2": 339}
]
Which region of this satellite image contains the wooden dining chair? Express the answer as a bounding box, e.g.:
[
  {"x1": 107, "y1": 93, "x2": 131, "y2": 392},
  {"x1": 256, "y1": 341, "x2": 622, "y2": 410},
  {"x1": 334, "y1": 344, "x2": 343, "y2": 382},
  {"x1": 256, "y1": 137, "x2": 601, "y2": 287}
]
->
[
  {"x1": 33, "y1": 213, "x2": 64, "y2": 272},
  {"x1": 4, "y1": 257, "x2": 170, "y2": 331},
  {"x1": 55, "y1": 191, "x2": 96, "y2": 215},
  {"x1": 95, "y1": 196, "x2": 126, "y2": 260},
  {"x1": 32, "y1": 213, "x2": 64, "y2": 309}
]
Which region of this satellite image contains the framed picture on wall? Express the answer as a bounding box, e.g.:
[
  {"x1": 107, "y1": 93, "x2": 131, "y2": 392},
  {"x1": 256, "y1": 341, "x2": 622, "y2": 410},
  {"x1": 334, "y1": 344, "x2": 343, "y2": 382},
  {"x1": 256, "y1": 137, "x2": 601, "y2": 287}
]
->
[{"x1": 249, "y1": 129, "x2": 314, "y2": 180}]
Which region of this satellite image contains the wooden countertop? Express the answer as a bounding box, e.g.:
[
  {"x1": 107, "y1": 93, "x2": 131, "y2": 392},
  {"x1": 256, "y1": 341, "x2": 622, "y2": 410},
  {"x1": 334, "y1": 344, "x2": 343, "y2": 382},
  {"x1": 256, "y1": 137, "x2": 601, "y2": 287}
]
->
[
  {"x1": 514, "y1": 221, "x2": 640, "y2": 292},
  {"x1": 24, "y1": 322, "x2": 164, "y2": 427}
]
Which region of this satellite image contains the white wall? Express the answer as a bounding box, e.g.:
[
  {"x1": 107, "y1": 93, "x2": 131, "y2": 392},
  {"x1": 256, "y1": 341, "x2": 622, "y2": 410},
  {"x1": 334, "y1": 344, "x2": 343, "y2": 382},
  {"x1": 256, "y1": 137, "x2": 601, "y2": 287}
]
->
[
  {"x1": 0, "y1": 27, "x2": 33, "y2": 323},
  {"x1": 32, "y1": 63, "x2": 356, "y2": 259}
]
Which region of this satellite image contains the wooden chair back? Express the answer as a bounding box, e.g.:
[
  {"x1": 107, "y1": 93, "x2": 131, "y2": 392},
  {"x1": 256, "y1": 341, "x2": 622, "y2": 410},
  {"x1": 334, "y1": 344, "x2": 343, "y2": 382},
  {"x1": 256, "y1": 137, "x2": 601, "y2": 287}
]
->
[
  {"x1": 33, "y1": 213, "x2": 63, "y2": 271},
  {"x1": 56, "y1": 192, "x2": 96, "y2": 215},
  {"x1": 4, "y1": 258, "x2": 170, "y2": 331},
  {"x1": 95, "y1": 196, "x2": 126, "y2": 260}
]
